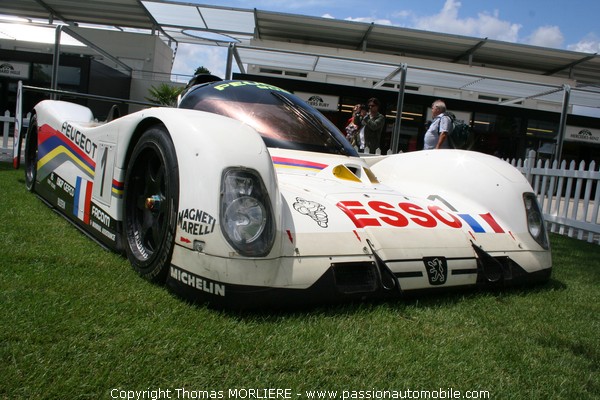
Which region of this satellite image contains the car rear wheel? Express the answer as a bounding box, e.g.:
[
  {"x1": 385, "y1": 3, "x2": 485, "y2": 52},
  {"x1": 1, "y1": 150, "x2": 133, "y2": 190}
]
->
[
  {"x1": 24, "y1": 114, "x2": 38, "y2": 192},
  {"x1": 123, "y1": 124, "x2": 179, "y2": 282}
]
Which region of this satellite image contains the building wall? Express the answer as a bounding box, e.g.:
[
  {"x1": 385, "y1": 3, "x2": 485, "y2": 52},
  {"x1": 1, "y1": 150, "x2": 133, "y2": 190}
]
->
[
  {"x1": 68, "y1": 27, "x2": 178, "y2": 110},
  {"x1": 67, "y1": 27, "x2": 173, "y2": 74}
]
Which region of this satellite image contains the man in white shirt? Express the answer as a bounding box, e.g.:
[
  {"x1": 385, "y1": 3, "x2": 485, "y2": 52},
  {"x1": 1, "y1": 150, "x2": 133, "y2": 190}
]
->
[{"x1": 423, "y1": 100, "x2": 451, "y2": 150}]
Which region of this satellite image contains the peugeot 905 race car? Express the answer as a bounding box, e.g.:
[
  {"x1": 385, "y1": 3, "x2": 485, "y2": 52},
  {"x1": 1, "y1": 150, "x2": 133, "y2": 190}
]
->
[{"x1": 22, "y1": 79, "x2": 551, "y2": 309}]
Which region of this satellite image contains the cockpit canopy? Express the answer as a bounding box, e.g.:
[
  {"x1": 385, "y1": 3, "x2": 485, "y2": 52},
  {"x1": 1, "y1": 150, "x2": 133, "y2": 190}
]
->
[{"x1": 178, "y1": 80, "x2": 357, "y2": 156}]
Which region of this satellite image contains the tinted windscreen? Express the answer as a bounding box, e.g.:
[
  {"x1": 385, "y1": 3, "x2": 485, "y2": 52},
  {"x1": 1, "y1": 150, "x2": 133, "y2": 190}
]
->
[{"x1": 178, "y1": 81, "x2": 357, "y2": 156}]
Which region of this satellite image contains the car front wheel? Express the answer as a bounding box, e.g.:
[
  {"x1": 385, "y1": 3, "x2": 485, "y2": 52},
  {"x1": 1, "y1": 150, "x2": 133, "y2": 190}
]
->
[{"x1": 123, "y1": 124, "x2": 179, "y2": 282}]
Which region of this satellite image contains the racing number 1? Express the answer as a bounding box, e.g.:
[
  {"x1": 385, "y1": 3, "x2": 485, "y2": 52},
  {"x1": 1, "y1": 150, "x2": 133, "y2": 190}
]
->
[
  {"x1": 92, "y1": 142, "x2": 116, "y2": 206},
  {"x1": 99, "y1": 149, "x2": 108, "y2": 197}
]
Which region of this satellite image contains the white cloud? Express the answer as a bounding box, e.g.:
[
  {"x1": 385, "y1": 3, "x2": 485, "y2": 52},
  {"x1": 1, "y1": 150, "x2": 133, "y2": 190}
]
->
[
  {"x1": 411, "y1": 0, "x2": 521, "y2": 42},
  {"x1": 392, "y1": 10, "x2": 412, "y2": 19},
  {"x1": 526, "y1": 26, "x2": 564, "y2": 48},
  {"x1": 475, "y1": 11, "x2": 521, "y2": 42},
  {"x1": 567, "y1": 34, "x2": 600, "y2": 53},
  {"x1": 344, "y1": 16, "x2": 392, "y2": 26}
]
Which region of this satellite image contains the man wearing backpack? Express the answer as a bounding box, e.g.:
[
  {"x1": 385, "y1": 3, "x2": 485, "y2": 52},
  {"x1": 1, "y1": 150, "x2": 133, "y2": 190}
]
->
[{"x1": 423, "y1": 99, "x2": 451, "y2": 150}]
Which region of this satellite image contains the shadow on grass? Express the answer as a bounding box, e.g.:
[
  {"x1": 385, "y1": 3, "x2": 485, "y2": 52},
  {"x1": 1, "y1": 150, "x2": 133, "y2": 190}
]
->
[
  {"x1": 0, "y1": 161, "x2": 16, "y2": 172},
  {"x1": 207, "y1": 275, "x2": 566, "y2": 320}
]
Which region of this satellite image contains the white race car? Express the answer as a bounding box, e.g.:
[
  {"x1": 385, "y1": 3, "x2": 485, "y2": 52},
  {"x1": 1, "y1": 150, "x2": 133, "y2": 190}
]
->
[{"x1": 22, "y1": 79, "x2": 551, "y2": 309}]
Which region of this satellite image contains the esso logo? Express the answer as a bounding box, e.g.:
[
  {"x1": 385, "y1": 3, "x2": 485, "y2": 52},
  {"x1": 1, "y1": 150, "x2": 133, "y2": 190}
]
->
[
  {"x1": 337, "y1": 200, "x2": 478, "y2": 228},
  {"x1": 337, "y1": 200, "x2": 462, "y2": 229},
  {"x1": 336, "y1": 200, "x2": 505, "y2": 233}
]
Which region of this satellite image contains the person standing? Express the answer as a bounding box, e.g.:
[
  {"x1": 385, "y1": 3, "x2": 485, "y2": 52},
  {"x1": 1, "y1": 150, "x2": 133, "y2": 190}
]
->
[
  {"x1": 423, "y1": 99, "x2": 451, "y2": 150},
  {"x1": 355, "y1": 97, "x2": 385, "y2": 152},
  {"x1": 346, "y1": 104, "x2": 367, "y2": 149}
]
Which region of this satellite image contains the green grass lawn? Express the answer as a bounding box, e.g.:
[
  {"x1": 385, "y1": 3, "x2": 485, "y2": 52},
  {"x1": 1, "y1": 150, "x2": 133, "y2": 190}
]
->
[{"x1": 1, "y1": 162, "x2": 599, "y2": 400}]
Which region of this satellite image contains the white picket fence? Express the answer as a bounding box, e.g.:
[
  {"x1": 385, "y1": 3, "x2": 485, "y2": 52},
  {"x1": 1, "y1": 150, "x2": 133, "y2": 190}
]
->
[
  {"x1": 0, "y1": 110, "x2": 15, "y2": 157},
  {"x1": 507, "y1": 150, "x2": 600, "y2": 244},
  {"x1": 0, "y1": 110, "x2": 30, "y2": 161}
]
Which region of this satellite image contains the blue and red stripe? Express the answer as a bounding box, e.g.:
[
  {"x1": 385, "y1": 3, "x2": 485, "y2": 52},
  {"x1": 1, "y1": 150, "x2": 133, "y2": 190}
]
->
[{"x1": 272, "y1": 156, "x2": 328, "y2": 171}]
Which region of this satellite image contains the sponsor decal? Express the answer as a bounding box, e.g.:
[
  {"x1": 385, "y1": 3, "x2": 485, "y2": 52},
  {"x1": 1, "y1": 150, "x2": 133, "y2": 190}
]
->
[
  {"x1": 0, "y1": 61, "x2": 29, "y2": 79},
  {"x1": 46, "y1": 172, "x2": 69, "y2": 208},
  {"x1": 170, "y1": 266, "x2": 225, "y2": 296},
  {"x1": 37, "y1": 125, "x2": 124, "y2": 200},
  {"x1": 91, "y1": 205, "x2": 111, "y2": 226},
  {"x1": 272, "y1": 156, "x2": 328, "y2": 172},
  {"x1": 566, "y1": 126, "x2": 600, "y2": 143},
  {"x1": 61, "y1": 122, "x2": 98, "y2": 159},
  {"x1": 55, "y1": 175, "x2": 75, "y2": 197},
  {"x1": 47, "y1": 172, "x2": 57, "y2": 190},
  {"x1": 336, "y1": 199, "x2": 504, "y2": 233},
  {"x1": 111, "y1": 179, "x2": 124, "y2": 198},
  {"x1": 178, "y1": 208, "x2": 216, "y2": 235},
  {"x1": 305, "y1": 95, "x2": 334, "y2": 110},
  {"x1": 213, "y1": 81, "x2": 289, "y2": 93},
  {"x1": 293, "y1": 197, "x2": 328, "y2": 228},
  {"x1": 73, "y1": 176, "x2": 93, "y2": 224},
  {"x1": 295, "y1": 92, "x2": 340, "y2": 111},
  {"x1": 424, "y1": 257, "x2": 448, "y2": 285},
  {"x1": 458, "y1": 212, "x2": 504, "y2": 233},
  {"x1": 38, "y1": 124, "x2": 95, "y2": 179},
  {"x1": 89, "y1": 208, "x2": 117, "y2": 242}
]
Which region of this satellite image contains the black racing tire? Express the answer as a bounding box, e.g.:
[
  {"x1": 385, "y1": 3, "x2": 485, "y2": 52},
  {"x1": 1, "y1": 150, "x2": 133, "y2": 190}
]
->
[
  {"x1": 24, "y1": 114, "x2": 38, "y2": 192},
  {"x1": 122, "y1": 124, "x2": 179, "y2": 283}
]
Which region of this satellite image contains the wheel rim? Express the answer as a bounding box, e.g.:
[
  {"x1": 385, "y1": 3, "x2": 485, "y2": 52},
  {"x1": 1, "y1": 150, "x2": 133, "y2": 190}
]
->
[{"x1": 128, "y1": 145, "x2": 169, "y2": 260}]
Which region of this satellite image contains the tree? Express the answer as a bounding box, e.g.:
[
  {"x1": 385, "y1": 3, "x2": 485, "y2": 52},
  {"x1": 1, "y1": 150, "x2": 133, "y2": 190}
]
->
[
  {"x1": 194, "y1": 66, "x2": 211, "y2": 75},
  {"x1": 145, "y1": 83, "x2": 184, "y2": 107}
]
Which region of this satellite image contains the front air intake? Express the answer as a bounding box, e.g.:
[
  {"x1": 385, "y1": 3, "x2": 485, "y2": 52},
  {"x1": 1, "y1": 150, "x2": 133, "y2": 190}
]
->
[{"x1": 331, "y1": 262, "x2": 378, "y2": 294}]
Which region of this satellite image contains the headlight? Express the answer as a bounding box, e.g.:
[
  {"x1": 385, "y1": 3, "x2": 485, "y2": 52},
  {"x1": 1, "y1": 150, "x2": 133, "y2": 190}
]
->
[
  {"x1": 220, "y1": 168, "x2": 274, "y2": 256},
  {"x1": 523, "y1": 193, "x2": 549, "y2": 250}
]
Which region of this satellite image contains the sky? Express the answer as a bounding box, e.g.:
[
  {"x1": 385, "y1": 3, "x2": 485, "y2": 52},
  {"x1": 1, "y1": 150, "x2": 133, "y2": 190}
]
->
[{"x1": 171, "y1": 0, "x2": 600, "y2": 78}]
